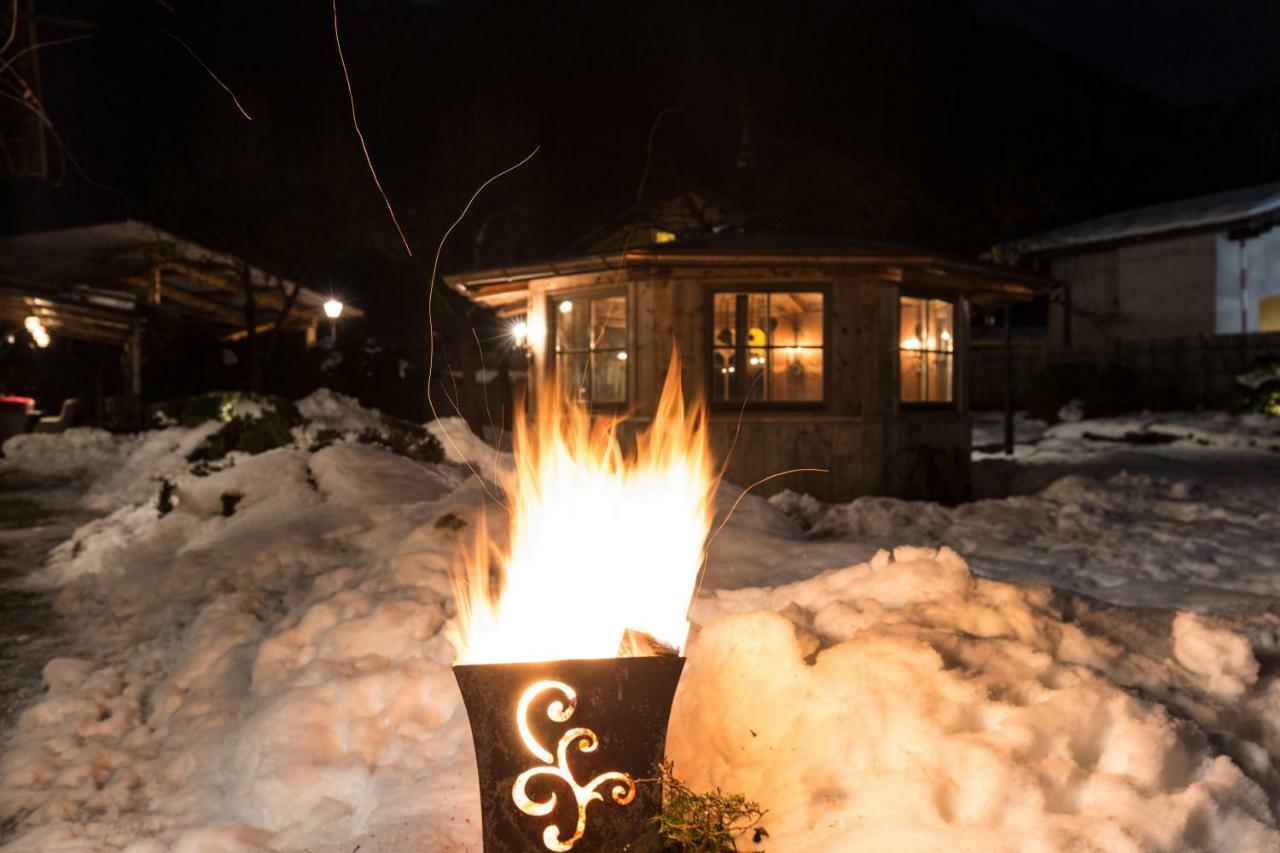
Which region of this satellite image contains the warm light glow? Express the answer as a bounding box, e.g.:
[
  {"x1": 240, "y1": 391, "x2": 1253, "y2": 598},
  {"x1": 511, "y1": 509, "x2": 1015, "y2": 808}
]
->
[
  {"x1": 512, "y1": 680, "x2": 635, "y2": 851},
  {"x1": 323, "y1": 299, "x2": 344, "y2": 319},
  {"x1": 451, "y1": 354, "x2": 716, "y2": 664},
  {"x1": 615, "y1": 351, "x2": 628, "y2": 361},
  {"x1": 901, "y1": 336, "x2": 921, "y2": 350},
  {"x1": 512, "y1": 320, "x2": 530, "y2": 346},
  {"x1": 558, "y1": 300, "x2": 574, "y2": 314},
  {"x1": 24, "y1": 316, "x2": 50, "y2": 349}
]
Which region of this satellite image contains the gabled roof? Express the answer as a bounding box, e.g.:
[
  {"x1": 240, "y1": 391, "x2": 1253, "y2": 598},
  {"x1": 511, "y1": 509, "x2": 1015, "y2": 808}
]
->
[
  {"x1": 447, "y1": 228, "x2": 1057, "y2": 316},
  {"x1": 995, "y1": 181, "x2": 1280, "y2": 259},
  {"x1": 0, "y1": 221, "x2": 359, "y2": 344},
  {"x1": 559, "y1": 189, "x2": 744, "y2": 254}
]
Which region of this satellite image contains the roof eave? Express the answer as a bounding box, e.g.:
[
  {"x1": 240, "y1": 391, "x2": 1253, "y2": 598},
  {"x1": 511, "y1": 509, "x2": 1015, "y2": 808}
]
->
[{"x1": 448, "y1": 249, "x2": 1057, "y2": 303}]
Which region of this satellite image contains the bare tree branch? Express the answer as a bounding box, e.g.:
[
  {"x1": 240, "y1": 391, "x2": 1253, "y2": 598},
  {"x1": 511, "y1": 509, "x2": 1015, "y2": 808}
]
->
[
  {"x1": 332, "y1": 0, "x2": 413, "y2": 257},
  {"x1": 162, "y1": 30, "x2": 253, "y2": 121}
]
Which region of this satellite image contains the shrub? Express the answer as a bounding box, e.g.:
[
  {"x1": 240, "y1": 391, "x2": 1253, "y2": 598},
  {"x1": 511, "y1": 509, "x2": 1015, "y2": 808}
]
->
[
  {"x1": 220, "y1": 492, "x2": 243, "y2": 517},
  {"x1": 651, "y1": 761, "x2": 767, "y2": 852},
  {"x1": 1228, "y1": 355, "x2": 1280, "y2": 416},
  {"x1": 187, "y1": 395, "x2": 304, "y2": 462},
  {"x1": 157, "y1": 479, "x2": 177, "y2": 517},
  {"x1": 356, "y1": 415, "x2": 444, "y2": 464}
]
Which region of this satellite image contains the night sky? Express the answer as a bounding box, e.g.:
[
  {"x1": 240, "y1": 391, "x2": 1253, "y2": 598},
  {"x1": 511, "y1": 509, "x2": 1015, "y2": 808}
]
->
[{"x1": 5, "y1": 0, "x2": 1280, "y2": 346}]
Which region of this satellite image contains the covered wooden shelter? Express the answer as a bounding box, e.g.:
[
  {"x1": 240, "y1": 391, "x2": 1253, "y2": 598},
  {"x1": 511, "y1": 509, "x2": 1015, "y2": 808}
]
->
[
  {"x1": 0, "y1": 220, "x2": 359, "y2": 420},
  {"x1": 448, "y1": 231, "x2": 1056, "y2": 502}
]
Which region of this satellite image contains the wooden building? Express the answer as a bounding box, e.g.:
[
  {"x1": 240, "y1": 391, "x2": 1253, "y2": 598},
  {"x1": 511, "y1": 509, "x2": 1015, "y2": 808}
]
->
[
  {"x1": 448, "y1": 231, "x2": 1054, "y2": 502},
  {"x1": 0, "y1": 220, "x2": 359, "y2": 422}
]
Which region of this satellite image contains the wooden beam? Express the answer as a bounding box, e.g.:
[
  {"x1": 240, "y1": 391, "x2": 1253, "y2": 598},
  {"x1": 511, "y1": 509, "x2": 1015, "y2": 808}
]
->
[
  {"x1": 223, "y1": 321, "x2": 281, "y2": 342},
  {"x1": 118, "y1": 274, "x2": 246, "y2": 327}
]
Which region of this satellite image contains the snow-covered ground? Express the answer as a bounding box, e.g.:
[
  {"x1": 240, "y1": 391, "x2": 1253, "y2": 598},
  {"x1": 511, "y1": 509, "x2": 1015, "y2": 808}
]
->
[{"x1": 1, "y1": 396, "x2": 1278, "y2": 851}]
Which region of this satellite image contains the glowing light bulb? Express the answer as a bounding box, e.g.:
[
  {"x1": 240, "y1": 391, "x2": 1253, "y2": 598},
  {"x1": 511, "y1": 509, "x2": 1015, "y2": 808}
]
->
[
  {"x1": 323, "y1": 299, "x2": 344, "y2": 319},
  {"x1": 512, "y1": 320, "x2": 530, "y2": 345},
  {"x1": 616, "y1": 351, "x2": 628, "y2": 361},
  {"x1": 559, "y1": 300, "x2": 573, "y2": 314},
  {"x1": 24, "y1": 315, "x2": 50, "y2": 348}
]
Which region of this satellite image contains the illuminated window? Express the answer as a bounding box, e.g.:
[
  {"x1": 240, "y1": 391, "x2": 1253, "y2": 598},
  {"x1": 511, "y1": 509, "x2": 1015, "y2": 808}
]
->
[
  {"x1": 552, "y1": 291, "x2": 628, "y2": 405},
  {"x1": 1261, "y1": 293, "x2": 1280, "y2": 332},
  {"x1": 652, "y1": 229, "x2": 677, "y2": 244},
  {"x1": 711, "y1": 290, "x2": 824, "y2": 403},
  {"x1": 899, "y1": 296, "x2": 955, "y2": 404}
]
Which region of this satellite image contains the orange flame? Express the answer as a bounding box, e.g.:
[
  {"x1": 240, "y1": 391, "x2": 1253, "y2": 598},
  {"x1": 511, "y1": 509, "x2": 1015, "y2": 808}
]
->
[{"x1": 451, "y1": 355, "x2": 716, "y2": 664}]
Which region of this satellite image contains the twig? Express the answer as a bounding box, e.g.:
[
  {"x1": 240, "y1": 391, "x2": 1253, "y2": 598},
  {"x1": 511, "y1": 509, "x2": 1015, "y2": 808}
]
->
[
  {"x1": 0, "y1": 89, "x2": 133, "y2": 204},
  {"x1": 332, "y1": 0, "x2": 412, "y2": 257},
  {"x1": 688, "y1": 465, "x2": 829, "y2": 614},
  {"x1": 636, "y1": 104, "x2": 681, "y2": 204},
  {"x1": 2, "y1": 0, "x2": 18, "y2": 57},
  {"x1": 424, "y1": 145, "x2": 539, "y2": 502},
  {"x1": 0, "y1": 33, "x2": 91, "y2": 80},
  {"x1": 163, "y1": 30, "x2": 253, "y2": 121}
]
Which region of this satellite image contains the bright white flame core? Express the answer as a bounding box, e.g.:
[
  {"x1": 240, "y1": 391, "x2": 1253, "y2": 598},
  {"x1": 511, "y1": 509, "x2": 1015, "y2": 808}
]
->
[
  {"x1": 452, "y1": 356, "x2": 716, "y2": 664},
  {"x1": 323, "y1": 299, "x2": 344, "y2": 319}
]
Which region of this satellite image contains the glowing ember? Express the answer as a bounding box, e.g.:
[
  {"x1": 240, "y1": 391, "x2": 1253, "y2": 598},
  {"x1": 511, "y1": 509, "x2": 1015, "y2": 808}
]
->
[{"x1": 451, "y1": 355, "x2": 716, "y2": 665}]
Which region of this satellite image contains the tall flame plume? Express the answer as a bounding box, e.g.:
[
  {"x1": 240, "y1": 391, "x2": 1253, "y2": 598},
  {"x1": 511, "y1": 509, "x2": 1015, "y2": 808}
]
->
[{"x1": 451, "y1": 356, "x2": 716, "y2": 665}]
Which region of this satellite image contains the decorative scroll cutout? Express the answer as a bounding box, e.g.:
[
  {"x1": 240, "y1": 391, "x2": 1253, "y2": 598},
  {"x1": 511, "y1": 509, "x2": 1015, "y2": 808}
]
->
[{"x1": 512, "y1": 680, "x2": 636, "y2": 851}]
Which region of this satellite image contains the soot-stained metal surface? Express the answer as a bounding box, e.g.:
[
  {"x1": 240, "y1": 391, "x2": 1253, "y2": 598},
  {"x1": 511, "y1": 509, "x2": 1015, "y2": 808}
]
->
[{"x1": 454, "y1": 656, "x2": 684, "y2": 852}]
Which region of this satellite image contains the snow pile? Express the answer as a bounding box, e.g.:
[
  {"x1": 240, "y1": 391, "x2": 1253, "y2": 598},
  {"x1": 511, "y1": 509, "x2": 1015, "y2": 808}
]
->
[
  {"x1": 975, "y1": 410, "x2": 1280, "y2": 462},
  {"x1": 428, "y1": 416, "x2": 510, "y2": 482},
  {"x1": 2, "y1": 407, "x2": 1280, "y2": 850},
  {"x1": 295, "y1": 388, "x2": 384, "y2": 436},
  {"x1": 678, "y1": 547, "x2": 1280, "y2": 851},
  {"x1": 4, "y1": 411, "x2": 1280, "y2": 851},
  {"x1": 1, "y1": 439, "x2": 477, "y2": 851},
  {"x1": 770, "y1": 468, "x2": 1280, "y2": 610},
  {"x1": 2, "y1": 428, "x2": 131, "y2": 479},
  {"x1": 1045, "y1": 412, "x2": 1280, "y2": 453},
  {"x1": 81, "y1": 422, "x2": 222, "y2": 512},
  {"x1": 1173, "y1": 612, "x2": 1260, "y2": 700}
]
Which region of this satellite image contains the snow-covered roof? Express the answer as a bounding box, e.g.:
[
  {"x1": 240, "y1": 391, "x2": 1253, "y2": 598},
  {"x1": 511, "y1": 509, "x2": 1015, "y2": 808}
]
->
[
  {"x1": 0, "y1": 220, "x2": 360, "y2": 342},
  {"x1": 997, "y1": 181, "x2": 1280, "y2": 257}
]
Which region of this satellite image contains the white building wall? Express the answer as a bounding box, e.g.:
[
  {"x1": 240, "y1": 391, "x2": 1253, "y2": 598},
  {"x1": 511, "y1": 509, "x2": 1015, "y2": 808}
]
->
[
  {"x1": 1215, "y1": 228, "x2": 1280, "y2": 333},
  {"x1": 1048, "y1": 232, "x2": 1217, "y2": 347}
]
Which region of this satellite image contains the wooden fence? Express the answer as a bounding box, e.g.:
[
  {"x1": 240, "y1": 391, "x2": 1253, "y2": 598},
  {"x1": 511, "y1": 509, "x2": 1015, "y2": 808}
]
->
[{"x1": 969, "y1": 332, "x2": 1280, "y2": 412}]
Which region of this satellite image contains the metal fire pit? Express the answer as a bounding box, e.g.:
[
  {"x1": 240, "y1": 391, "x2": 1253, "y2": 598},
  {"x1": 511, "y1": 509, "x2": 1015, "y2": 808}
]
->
[{"x1": 454, "y1": 656, "x2": 684, "y2": 852}]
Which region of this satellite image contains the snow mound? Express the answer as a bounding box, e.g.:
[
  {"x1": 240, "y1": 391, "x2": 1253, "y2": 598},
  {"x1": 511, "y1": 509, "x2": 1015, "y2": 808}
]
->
[
  {"x1": 5, "y1": 412, "x2": 1280, "y2": 851},
  {"x1": 2, "y1": 427, "x2": 130, "y2": 479},
  {"x1": 680, "y1": 547, "x2": 1280, "y2": 851},
  {"x1": 767, "y1": 468, "x2": 1280, "y2": 610},
  {"x1": 295, "y1": 388, "x2": 384, "y2": 435},
  {"x1": 1173, "y1": 612, "x2": 1260, "y2": 700},
  {"x1": 428, "y1": 416, "x2": 509, "y2": 482}
]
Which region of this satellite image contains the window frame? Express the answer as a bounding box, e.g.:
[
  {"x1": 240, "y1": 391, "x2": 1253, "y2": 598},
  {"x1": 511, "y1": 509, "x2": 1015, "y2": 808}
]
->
[
  {"x1": 546, "y1": 285, "x2": 632, "y2": 410},
  {"x1": 897, "y1": 290, "x2": 959, "y2": 410},
  {"x1": 704, "y1": 282, "x2": 831, "y2": 412}
]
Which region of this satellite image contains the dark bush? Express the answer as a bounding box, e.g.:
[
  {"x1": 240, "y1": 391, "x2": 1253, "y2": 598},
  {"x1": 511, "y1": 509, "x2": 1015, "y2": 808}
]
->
[
  {"x1": 1228, "y1": 355, "x2": 1280, "y2": 416},
  {"x1": 157, "y1": 479, "x2": 177, "y2": 516},
  {"x1": 187, "y1": 396, "x2": 304, "y2": 462},
  {"x1": 356, "y1": 415, "x2": 444, "y2": 464},
  {"x1": 220, "y1": 492, "x2": 244, "y2": 517}
]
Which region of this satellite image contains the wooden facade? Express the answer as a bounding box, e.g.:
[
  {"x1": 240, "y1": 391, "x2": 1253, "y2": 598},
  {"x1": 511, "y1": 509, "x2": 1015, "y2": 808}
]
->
[{"x1": 448, "y1": 236, "x2": 1054, "y2": 502}]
